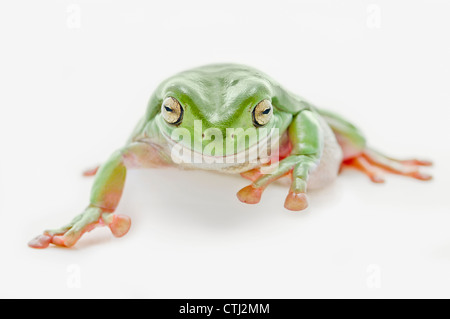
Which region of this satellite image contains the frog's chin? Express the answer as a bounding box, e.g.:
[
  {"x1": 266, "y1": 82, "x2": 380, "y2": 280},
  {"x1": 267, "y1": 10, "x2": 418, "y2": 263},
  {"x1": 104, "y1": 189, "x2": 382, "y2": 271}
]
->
[{"x1": 159, "y1": 130, "x2": 279, "y2": 174}]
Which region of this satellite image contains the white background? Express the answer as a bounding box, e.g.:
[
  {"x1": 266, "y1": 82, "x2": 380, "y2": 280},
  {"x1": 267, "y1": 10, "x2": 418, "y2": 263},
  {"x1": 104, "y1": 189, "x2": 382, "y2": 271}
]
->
[{"x1": 0, "y1": 0, "x2": 449, "y2": 298}]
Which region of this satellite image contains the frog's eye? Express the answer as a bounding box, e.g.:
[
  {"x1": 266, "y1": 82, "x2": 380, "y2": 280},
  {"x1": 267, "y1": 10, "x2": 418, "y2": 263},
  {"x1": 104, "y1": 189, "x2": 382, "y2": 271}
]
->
[
  {"x1": 252, "y1": 100, "x2": 273, "y2": 127},
  {"x1": 161, "y1": 97, "x2": 183, "y2": 125}
]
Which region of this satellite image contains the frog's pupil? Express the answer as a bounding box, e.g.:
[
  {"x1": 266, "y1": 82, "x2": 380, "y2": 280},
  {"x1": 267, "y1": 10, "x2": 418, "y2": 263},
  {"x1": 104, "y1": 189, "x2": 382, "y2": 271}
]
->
[
  {"x1": 164, "y1": 106, "x2": 173, "y2": 112},
  {"x1": 262, "y1": 108, "x2": 271, "y2": 114}
]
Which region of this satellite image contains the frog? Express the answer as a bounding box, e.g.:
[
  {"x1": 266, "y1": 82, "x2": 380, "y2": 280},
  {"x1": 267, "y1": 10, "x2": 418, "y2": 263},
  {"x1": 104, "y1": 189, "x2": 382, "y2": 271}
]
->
[{"x1": 28, "y1": 63, "x2": 432, "y2": 249}]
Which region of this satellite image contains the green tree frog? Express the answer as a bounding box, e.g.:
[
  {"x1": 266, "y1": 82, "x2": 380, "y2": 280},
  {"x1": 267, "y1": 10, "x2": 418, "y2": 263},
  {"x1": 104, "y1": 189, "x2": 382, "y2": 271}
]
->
[{"x1": 29, "y1": 64, "x2": 432, "y2": 249}]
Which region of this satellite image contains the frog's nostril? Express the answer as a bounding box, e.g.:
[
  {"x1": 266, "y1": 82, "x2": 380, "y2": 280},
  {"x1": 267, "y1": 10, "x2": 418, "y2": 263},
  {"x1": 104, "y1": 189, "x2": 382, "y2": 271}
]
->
[{"x1": 202, "y1": 133, "x2": 205, "y2": 139}]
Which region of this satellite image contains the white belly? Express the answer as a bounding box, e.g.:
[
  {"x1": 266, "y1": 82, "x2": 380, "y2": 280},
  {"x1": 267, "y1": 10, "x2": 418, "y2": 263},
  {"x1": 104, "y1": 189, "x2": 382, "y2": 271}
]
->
[{"x1": 307, "y1": 117, "x2": 343, "y2": 189}]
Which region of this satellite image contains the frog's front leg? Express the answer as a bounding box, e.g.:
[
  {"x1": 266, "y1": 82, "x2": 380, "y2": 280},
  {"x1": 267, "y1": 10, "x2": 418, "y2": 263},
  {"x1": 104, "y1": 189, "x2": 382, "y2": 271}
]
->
[
  {"x1": 237, "y1": 110, "x2": 323, "y2": 211},
  {"x1": 28, "y1": 142, "x2": 165, "y2": 249}
]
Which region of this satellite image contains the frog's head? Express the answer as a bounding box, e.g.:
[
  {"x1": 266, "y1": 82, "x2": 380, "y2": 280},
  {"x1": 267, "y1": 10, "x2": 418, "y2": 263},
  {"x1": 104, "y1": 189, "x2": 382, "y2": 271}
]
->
[{"x1": 152, "y1": 64, "x2": 292, "y2": 172}]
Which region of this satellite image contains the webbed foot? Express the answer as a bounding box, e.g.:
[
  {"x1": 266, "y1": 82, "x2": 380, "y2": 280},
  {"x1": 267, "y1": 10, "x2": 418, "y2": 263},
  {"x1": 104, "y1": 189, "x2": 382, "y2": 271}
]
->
[
  {"x1": 343, "y1": 148, "x2": 432, "y2": 182},
  {"x1": 238, "y1": 155, "x2": 316, "y2": 211},
  {"x1": 28, "y1": 207, "x2": 131, "y2": 249}
]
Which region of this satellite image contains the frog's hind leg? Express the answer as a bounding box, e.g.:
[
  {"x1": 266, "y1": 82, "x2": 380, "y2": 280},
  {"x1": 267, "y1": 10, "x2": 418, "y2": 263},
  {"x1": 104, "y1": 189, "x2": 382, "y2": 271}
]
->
[
  {"x1": 343, "y1": 149, "x2": 432, "y2": 182},
  {"x1": 319, "y1": 109, "x2": 432, "y2": 183},
  {"x1": 361, "y1": 148, "x2": 432, "y2": 181}
]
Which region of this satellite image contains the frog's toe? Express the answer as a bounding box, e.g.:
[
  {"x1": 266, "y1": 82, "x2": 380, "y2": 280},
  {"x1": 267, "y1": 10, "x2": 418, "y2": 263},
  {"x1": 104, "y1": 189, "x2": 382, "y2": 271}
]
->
[
  {"x1": 409, "y1": 171, "x2": 432, "y2": 181},
  {"x1": 284, "y1": 192, "x2": 309, "y2": 211},
  {"x1": 108, "y1": 214, "x2": 131, "y2": 237},
  {"x1": 237, "y1": 185, "x2": 264, "y2": 204},
  {"x1": 82, "y1": 165, "x2": 99, "y2": 177},
  {"x1": 51, "y1": 235, "x2": 71, "y2": 247},
  {"x1": 398, "y1": 159, "x2": 433, "y2": 166},
  {"x1": 28, "y1": 234, "x2": 52, "y2": 249}
]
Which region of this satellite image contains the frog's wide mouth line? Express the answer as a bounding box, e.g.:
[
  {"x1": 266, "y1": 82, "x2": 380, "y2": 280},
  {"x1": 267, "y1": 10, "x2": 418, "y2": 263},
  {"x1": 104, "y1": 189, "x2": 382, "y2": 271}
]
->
[{"x1": 159, "y1": 127, "x2": 278, "y2": 165}]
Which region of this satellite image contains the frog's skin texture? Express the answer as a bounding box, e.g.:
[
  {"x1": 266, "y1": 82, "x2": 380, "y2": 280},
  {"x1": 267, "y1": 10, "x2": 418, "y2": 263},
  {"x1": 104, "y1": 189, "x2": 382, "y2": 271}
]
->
[{"x1": 28, "y1": 64, "x2": 432, "y2": 249}]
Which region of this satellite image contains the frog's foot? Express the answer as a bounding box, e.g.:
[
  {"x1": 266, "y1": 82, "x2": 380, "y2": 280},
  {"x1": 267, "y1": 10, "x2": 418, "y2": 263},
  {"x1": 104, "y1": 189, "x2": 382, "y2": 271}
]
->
[
  {"x1": 343, "y1": 156, "x2": 385, "y2": 183},
  {"x1": 82, "y1": 166, "x2": 99, "y2": 177},
  {"x1": 363, "y1": 149, "x2": 432, "y2": 180},
  {"x1": 238, "y1": 155, "x2": 315, "y2": 211},
  {"x1": 343, "y1": 148, "x2": 432, "y2": 182},
  {"x1": 28, "y1": 206, "x2": 131, "y2": 249}
]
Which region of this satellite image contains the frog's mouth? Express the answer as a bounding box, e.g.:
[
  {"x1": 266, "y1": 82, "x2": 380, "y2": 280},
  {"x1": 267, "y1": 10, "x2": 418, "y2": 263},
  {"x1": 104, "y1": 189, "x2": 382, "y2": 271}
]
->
[{"x1": 159, "y1": 128, "x2": 279, "y2": 173}]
